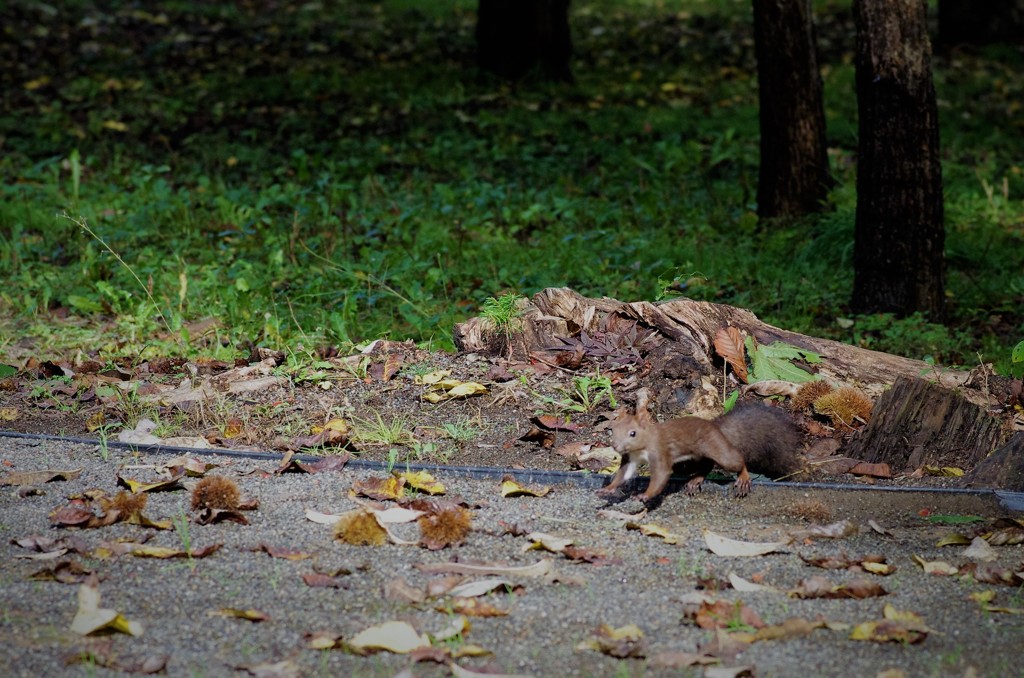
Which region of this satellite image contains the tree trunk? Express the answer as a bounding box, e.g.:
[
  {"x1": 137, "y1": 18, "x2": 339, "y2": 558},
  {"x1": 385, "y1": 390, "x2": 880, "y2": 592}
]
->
[
  {"x1": 852, "y1": 0, "x2": 945, "y2": 319},
  {"x1": 938, "y1": 0, "x2": 1024, "y2": 48},
  {"x1": 752, "y1": 0, "x2": 833, "y2": 220},
  {"x1": 476, "y1": 0, "x2": 573, "y2": 82}
]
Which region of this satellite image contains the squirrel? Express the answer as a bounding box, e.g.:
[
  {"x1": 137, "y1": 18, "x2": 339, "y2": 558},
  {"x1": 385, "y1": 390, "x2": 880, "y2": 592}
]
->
[{"x1": 598, "y1": 403, "x2": 801, "y2": 502}]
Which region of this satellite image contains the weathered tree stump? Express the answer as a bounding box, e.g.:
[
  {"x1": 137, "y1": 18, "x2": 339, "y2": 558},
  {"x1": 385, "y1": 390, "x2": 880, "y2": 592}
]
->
[
  {"x1": 842, "y1": 376, "x2": 1005, "y2": 472},
  {"x1": 967, "y1": 432, "x2": 1024, "y2": 491}
]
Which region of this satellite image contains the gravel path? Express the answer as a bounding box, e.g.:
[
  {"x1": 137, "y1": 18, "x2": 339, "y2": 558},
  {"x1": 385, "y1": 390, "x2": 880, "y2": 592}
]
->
[{"x1": 1, "y1": 436, "x2": 1021, "y2": 677}]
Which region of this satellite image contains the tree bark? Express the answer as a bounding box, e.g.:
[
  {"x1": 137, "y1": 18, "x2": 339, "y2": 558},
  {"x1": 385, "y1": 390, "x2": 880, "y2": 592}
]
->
[
  {"x1": 476, "y1": 0, "x2": 573, "y2": 82},
  {"x1": 938, "y1": 0, "x2": 1024, "y2": 48},
  {"x1": 852, "y1": 0, "x2": 945, "y2": 319},
  {"x1": 752, "y1": 0, "x2": 833, "y2": 220}
]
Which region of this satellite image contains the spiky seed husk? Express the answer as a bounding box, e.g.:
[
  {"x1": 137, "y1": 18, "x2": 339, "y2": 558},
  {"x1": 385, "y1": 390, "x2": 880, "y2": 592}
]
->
[
  {"x1": 108, "y1": 490, "x2": 148, "y2": 516},
  {"x1": 813, "y1": 386, "x2": 873, "y2": 430},
  {"x1": 190, "y1": 476, "x2": 241, "y2": 511},
  {"x1": 792, "y1": 380, "x2": 835, "y2": 412},
  {"x1": 333, "y1": 509, "x2": 387, "y2": 546},
  {"x1": 418, "y1": 505, "x2": 472, "y2": 549}
]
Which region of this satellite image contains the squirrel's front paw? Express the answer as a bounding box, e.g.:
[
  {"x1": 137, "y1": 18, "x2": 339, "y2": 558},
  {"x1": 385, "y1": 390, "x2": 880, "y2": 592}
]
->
[
  {"x1": 596, "y1": 487, "x2": 622, "y2": 499},
  {"x1": 733, "y1": 479, "x2": 751, "y2": 498}
]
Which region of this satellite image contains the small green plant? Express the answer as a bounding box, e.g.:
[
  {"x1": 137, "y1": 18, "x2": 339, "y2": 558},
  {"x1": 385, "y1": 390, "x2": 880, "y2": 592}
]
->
[
  {"x1": 94, "y1": 423, "x2": 121, "y2": 461},
  {"x1": 550, "y1": 370, "x2": 617, "y2": 413},
  {"x1": 676, "y1": 553, "x2": 707, "y2": 579},
  {"x1": 724, "y1": 602, "x2": 757, "y2": 633},
  {"x1": 171, "y1": 510, "x2": 195, "y2": 570},
  {"x1": 385, "y1": 447, "x2": 400, "y2": 473},
  {"x1": 481, "y1": 292, "x2": 525, "y2": 357},
  {"x1": 440, "y1": 417, "x2": 480, "y2": 443},
  {"x1": 1011, "y1": 339, "x2": 1024, "y2": 378},
  {"x1": 350, "y1": 412, "x2": 416, "y2": 446}
]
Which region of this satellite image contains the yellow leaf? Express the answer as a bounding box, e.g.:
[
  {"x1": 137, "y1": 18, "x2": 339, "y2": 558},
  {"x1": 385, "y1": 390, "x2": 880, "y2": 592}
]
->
[
  {"x1": 85, "y1": 411, "x2": 105, "y2": 432},
  {"x1": 1, "y1": 407, "x2": 20, "y2": 421},
  {"x1": 415, "y1": 369, "x2": 451, "y2": 385},
  {"x1": 399, "y1": 470, "x2": 446, "y2": 495},
  {"x1": 500, "y1": 478, "x2": 551, "y2": 497},
  {"x1": 446, "y1": 382, "x2": 487, "y2": 398},
  {"x1": 627, "y1": 522, "x2": 681, "y2": 545},
  {"x1": 101, "y1": 120, "x2": 128, "y2": 132}
]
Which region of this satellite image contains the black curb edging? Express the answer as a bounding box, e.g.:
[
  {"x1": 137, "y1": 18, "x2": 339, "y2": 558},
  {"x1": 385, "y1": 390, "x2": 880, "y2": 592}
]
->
[{"x1": 2, "y1": 430, "x2": 1021, "y2": 510}]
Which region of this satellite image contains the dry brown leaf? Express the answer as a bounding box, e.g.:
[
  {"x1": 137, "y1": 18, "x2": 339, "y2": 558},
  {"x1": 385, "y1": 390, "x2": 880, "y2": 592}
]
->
[
  {"x1": 0, "y1": 468, "x2": 82, "y2": 486},
  {"x1": 714, "y1": 326, "x2": 748, "y2": 383}
]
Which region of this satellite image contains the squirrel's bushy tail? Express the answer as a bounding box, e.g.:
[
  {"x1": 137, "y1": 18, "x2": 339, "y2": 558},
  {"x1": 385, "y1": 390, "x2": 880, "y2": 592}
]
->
[{"x1": 717, "y1": 404, "x2": 802, "y2": 478}]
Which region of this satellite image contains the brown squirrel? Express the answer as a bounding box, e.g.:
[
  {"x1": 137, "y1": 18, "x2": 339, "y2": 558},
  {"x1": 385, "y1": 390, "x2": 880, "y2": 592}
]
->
[{"x1": 599, "y1": 403, "x2": 801, "y2": 502}]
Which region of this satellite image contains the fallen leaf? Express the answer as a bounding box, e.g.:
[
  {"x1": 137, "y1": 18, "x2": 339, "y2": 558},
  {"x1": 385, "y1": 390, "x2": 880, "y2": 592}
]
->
[
  {"x1": 443, "y1": 597, "x2": 509, "y2": 617},
  {"x1": 691, "y1": 600, "x2": 764, "y2": 630},
  {"x1": 530, "y1": 415, "x2": 584, "y2": 433},
  {"x1": 850, "y1": 605, "x2": 930, "y2": 644},
  {"x1": 0, "y1": 468, "x2": 83, "y2": 486},
  {"x1": 352, "y1": 475, "x2": 405, "y2": 500},
  {"x1": 846, "y1": 462, "x2": 891, "y2": 478},
  {"x1": 714, "y1": 326, "x2": 748, "y2": 383},
  {"x1": 576, "y1": 623, "x2": 646, "y2": 658},
  {"x1": 116, "y1": 471, "x2": 185, "y2": 494},
  {"x1": 704, "y1": 530, "x2": 789, "y2": 556},
  {"x1": 524, "y1": 532, "x2": 573, "y2": 553},
  {"x1": 447, "y1": 578, "x2": 514, "y2": 598},
  {"x1": 237, "y1": 659, "x2": 301, "y2": 678},
  {"x1": 209, "y1": 608, "x2": 270, "y2": 622},
  {"x1": 64, "y1": 641, "x2": 168, "y2": 674},
  {"x1": 912, "y1": 554, "x2": 960, "y2": 575},
  {"x1": 347, "y1": 620, "x2": 431, "y2": 654},
  {"x1": 304, "y1": 631, "x2": 345, "y2": 650},
  {"x1": 384, "y1": 577, "x2": 427, "y2": 603},
  {"x1": 627, "y1": 521, "x2": 682, "y2": 544},
  {"x1": 252, "y1": 543, "x2": 311, "y2": 560},
  {"x1": 399, "y1": 470, "x2": 446, "y2": 495},
  {"x1": 432, "y1": 615, "x2": 471, "y2": 642},
  {"x1": 422, "y1": 379, "x2": 487, "y2": 403},
  {"x1": 500, "y1": 475, "x2": 551, "y2": 497},
  {"x1": 161, "y1": 456, "x2": 218, "y2": 477},
  {"x1": 963, "y1": 536, "x2": 998, "y2": 562},
  {"x1": 728, "y1": 573, "x2": 777, "y2": 592},
  {"x1": 302, "y1": 573, "x2": 349, "y2": 589},
  {"x1": 789, "y1": 576, "x2": 887, "y2": 599},
  {"x1": 131, "y1": 543, "x2": 222, "y2": 559},
  {"x1": 70, "y1": 577, "x2": 143, "y2": 636},
  {"x1": 194, "y1": 507, "x2": 250, "y2": 525},
  {"x1": 29, "y1": 560, "x2": 93, "y2": 584}
]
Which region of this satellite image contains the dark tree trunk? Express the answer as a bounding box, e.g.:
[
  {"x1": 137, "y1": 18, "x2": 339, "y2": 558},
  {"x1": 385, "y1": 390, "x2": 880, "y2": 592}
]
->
[
  {"x1": 476, "y1": 0, "x2": 573, "y2": 82},
  {"x1": 938, "y1": 0, "x2": 1024, "y2": 48},
  {"x1": 752, "y1": 0, "x2": 833, "y2": 220},
  {"x1": 852, "y1": 0, "x2": 945, "y2": 319}
]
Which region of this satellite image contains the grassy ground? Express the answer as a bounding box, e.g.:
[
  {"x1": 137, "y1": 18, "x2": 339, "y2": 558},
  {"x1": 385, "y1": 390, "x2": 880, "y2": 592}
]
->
[{"x1": 1, "y1": 0, "x2": 1022, "y2": 373}]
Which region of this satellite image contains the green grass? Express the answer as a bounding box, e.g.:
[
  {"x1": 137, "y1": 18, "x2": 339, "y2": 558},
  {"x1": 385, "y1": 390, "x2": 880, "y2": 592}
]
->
[{"x1": 0, "y1": 0, "x2": 1022, "y2": 373}]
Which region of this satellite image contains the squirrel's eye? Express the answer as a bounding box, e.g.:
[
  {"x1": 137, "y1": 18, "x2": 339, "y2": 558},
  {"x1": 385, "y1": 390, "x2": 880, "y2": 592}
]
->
[{"x1": 629, "y1": 430, "x2": 636, "y2": 437}]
